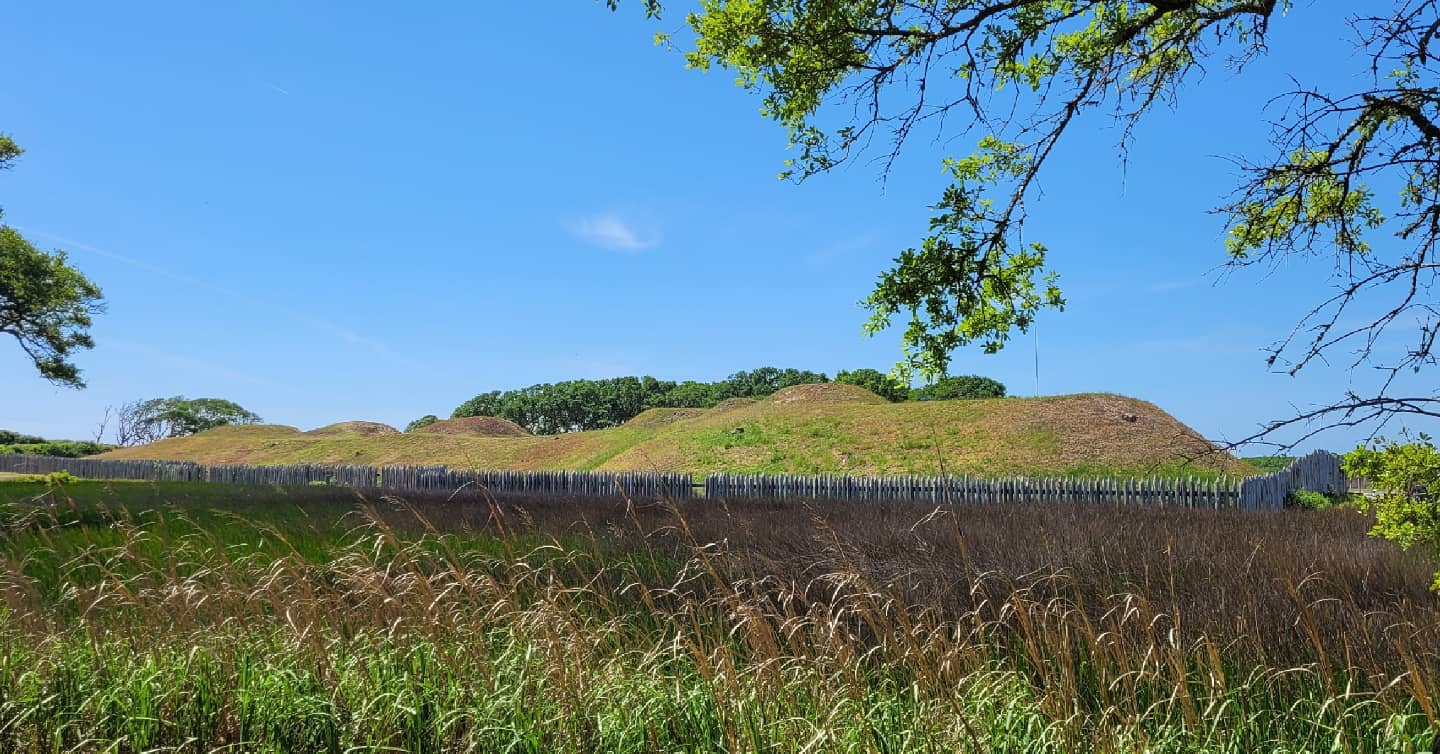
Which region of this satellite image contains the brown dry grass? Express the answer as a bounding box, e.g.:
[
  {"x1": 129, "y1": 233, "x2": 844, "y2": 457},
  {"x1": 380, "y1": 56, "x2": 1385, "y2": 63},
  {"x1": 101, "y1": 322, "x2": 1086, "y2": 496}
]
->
[
  {"x1": 761, "y1": 382, "x2": 889, "y2": 405},
  {"x1": 1, "y1": 482, "x2": 1434, "y2": 750},
  {"x1": 416, "y1": 416, "x2": 531, "y2": 437},
  {"x1": 621, "y1": 407, "x2": 708, "y2": 428},
  {"x1": 304, "y1": 421, "x2": 400, "y2": 437},
  {"x1": 396, "y1": 492, "x2": 1439, "y2": 663}
]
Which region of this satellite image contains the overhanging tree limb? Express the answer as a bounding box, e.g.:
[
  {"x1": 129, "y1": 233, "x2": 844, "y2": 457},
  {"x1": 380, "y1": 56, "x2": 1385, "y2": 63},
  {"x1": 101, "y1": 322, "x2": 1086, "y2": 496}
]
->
[{"x1": 607, "y1": 0, "x2": 1440, "y2": 446}]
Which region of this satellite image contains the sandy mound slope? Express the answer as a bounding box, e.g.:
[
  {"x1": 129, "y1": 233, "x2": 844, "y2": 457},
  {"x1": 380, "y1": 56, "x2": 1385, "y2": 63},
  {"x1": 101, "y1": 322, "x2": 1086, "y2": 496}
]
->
[
  {"x1": 417, "y1": 416, "x2": 531, "y2": 437},
  {"x1": 194, "y1": 424, "x2": 301, "y2": 437},
  {"x1": 305, "y1": 421, "x2": 400, "y2": 437},
  {"x1": 708, "y1": 397, "x2": 759, "y2": 413},
  {"x1": 623, "y1": 408, "x2": 707, "y2": 429},
  {"x1": 763, "y1": 383, "x2": 887, "y2": 405}
]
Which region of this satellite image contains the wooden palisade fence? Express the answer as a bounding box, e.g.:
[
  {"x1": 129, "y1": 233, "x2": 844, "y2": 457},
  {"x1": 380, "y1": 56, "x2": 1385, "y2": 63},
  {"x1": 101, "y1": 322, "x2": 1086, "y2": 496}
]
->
[
  {"x1": 0, "y1": 449, "x2": 1345, "y2": 510},
  {"x1": 705, "y1": 450, "x2": 1347, "y2": 510},
  {"x1": 703, "y1": 471, "x2": 1244, "y2": 507},
  {"x1": 0, "y1": 455, "x2": 694, "y2": 500}
]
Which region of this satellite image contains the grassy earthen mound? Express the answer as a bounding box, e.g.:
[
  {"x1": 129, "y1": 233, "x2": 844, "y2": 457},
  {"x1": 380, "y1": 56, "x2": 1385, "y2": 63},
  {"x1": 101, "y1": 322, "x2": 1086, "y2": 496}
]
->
[
  {"x1": 93, "y1": 392, "x2": 1249, "y2": 478},
  {"x1": 762, "y1": 383, "x2": 888, "y2": 405},
  {"x1": 416, "y1": 417, "x2": 531, "y2": 438},
  {"x1": 192, "y1": 424, "x2": 302, "y2": 437},
  {"x1": 1006, "y1": 393, "x2": 1250, "y2": 475},
  {"x1": 305, "y1": 421, "x2": 399, "y2": 437},
  {"x1": 708, "y1": 397, "x2": 758, "y2": 413},
  {"x1": 623, "y1": 408, "x2": 707, "y2": 429}
]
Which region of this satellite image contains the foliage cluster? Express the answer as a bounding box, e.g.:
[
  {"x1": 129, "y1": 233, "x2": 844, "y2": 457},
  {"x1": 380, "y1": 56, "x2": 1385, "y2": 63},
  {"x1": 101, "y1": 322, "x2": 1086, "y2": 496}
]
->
[
  {"x1": 832, "y1": 370, "x2": 1008, "y2": 403},
  {"x1": 0, "y1": 440, "x2": 112, "y2": 458},
  {"x1": 833, "y1": 368, "x2": 909, "y2": 402},
  {"x1": 404, "y1": 415, "x2": 439, "y2": 432},
  {"x1": 451, "y1": 367, "x2": 829, "y2": 433},
  {"x1": 0, "y1": 483, "x2": 1432, "y2": 750},
  {"x1": 0, "y1": 134, "x2": 104, "y2": 387},
  {"x1": 452, "y1": 367, "x2": 1009, "y2": 432},
  {"x1": 606, "y1": 1, "x2": 1440, "y2": 442},
  {"x1": 0, "y1": 226, "x2": 104, "y2": 387},
  {"x1": 0, "y1": 430, "x2": 43, "y2": 445},
  {"x1": 1345, "y1": 436, "x2": 1440, "y2": 590},
  {"x1": 0, "y1": 428, "x2": 112, "y2": 458},
  {"x1": 1284, "y1": 488, "x2": 1350, "y2": 511},
  {"x1": 912, "y1": 374, "x2": 1008, "y2": 401},
  {"x1": 117, "y1": 396, "x2": 261, "y2": 446}
]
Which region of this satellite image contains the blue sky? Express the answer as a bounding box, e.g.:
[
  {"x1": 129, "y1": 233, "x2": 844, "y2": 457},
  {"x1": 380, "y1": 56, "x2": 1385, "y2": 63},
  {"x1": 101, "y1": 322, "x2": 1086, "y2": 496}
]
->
[{"x1": 1, "y1": 1, "x2": 1431, "y2": 452}]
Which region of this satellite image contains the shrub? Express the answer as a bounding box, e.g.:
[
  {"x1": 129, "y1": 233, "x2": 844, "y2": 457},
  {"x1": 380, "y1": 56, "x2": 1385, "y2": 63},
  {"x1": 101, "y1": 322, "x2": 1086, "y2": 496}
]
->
[
  {"x1": 5, "y1": 441, "x2": 112, "y2": 458},
  {"x1": 1344, "y1": 436, "x2": 1440, "y2": 591},
  {"x1": 835, "y1": 368, "x2": 910, "y2": 402},
  {"x1": 0, "y1": 440, "x2": 113, "y2": 458},
  {"x1": 0, "y1": 430, "x2": 46, "y2": 445},
  {"x1": 40, "y1": 471, "x2": 79, "y2": 486},
  {"x1": 405, "y1": 415, "x2": 439, "y2": 432},
  {"x1": 911, "y1": 375, "x2": 1007, "y2": 401},
  {"x1": 1286, "y1": 489, "x2": 1333, "y2": 510}
]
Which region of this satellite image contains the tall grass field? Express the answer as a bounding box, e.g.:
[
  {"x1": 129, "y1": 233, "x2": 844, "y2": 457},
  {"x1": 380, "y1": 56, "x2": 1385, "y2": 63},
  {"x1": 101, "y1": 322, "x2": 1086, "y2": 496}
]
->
[{"x1": 0, "y1": 476, "x2": 1435, "y2": 752}]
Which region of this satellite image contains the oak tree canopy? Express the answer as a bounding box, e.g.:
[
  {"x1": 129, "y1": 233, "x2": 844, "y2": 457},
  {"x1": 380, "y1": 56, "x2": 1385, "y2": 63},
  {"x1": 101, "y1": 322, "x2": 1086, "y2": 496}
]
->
[
  {"x1": 0, "y1": 133, "x2": 104, "y2": 388},
  {"x1": 608, "y1": 0, "x2": 1440, "y2": 445}
]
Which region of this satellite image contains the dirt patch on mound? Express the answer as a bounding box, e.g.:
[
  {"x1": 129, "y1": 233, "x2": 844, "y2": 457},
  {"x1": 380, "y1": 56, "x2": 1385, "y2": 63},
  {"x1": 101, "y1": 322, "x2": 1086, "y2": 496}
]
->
[
  {"x1": 623, "y1": 408, "x2": 707, "y2": 429},
  {"x1": 417, "y1": 417, "x2": 531, "y2": 437},
  {"x1": 196, "y1": 424, "x2": 301, "y2": 437},
  {"x1": 708, "y1": 397, "x2": 759, "y2": 413},
  {"x1": 984, "y1": 394, "x2": 1250, "y2": 475},
  {"x1": 305, "y1": 421, "x2": 400, "y2": 437},
  {"x1": 763, "y1": 383, "x2": 887, "y2": 405}
]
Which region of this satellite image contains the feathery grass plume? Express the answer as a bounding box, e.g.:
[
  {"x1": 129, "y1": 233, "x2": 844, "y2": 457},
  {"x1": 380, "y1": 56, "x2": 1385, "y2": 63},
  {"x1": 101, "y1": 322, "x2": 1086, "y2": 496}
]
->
[{"x1": 0, "y1": 482, "x2": 1432, "y2": 750}]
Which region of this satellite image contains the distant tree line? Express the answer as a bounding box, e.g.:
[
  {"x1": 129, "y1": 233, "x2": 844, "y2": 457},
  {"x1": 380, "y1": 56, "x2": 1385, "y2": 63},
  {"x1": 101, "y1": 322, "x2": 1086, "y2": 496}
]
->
[
  {"x1": 445, "y1": 367, "x2": 1006, "y2": 435},
  {"x1": 833, "y1": 370, "x2": 1006, "y2": 403},
  {"x1": 450, "y1": 368, "x2": 827, "y2": 435},
  {"x1": 3, "y1": 397, "x2": 267, "y2": 455},
  {"x1": 0, "y1": 429, "x2": 112, "y2": 458}
]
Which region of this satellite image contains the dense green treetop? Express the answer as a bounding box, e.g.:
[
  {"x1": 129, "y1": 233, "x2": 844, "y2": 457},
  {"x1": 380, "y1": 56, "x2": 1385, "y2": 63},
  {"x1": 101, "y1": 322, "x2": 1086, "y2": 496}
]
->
[
  {"x1": 0, "y1": 428, "x2": 112, "y2": 458},
  {"x1": 405, "y1": 415, "x2": 440, "y2": 432},
  {"x1": 835, "y1": 368, "x2": 910, "y2": 402},
  {"x1": 912, "y1": 375, "x2": 1008, "y2": 401},
  {"x1": 451, "y1": 368, "x2": 831, "y2": 433},
  {"x1": 0, "y1": 136, "x2": 21, "y2": 173},
  {"x1": 1346, "y1": 437, "x2": 1440, "y2": 590},
  {"x1": 450, "y1": 366, "x2": 1006, "y2": 433},
  {"x1": 117, "y1": 397, "x2": 262, "y2": 446},
  {"x1": 0, "y1": 227, "x2": 105, "y2": 388}
]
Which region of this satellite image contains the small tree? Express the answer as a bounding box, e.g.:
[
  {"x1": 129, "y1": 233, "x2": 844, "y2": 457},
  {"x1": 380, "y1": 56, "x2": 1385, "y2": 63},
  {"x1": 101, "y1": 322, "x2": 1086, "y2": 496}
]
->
[
  {"x1": 607, "y1": 2, "x2": 1440, "y2": 444},
  {"x1": 835, "y1": 368, "x2": 910, "y2": 402},
  {"x1": 1344, "y1": 437, "x2": 1440, "y2": 591},
  {"x1": 117, "y1": 396, "x2": 261, "y2": 445},
  {"x1": 911, "y1": 375, "x2": 1007, "y2": 402},
  {"x1": 0, "y1": 134, "x2": 104, "y2": 388},
  {"x1": 405, "y1": 415, "x2": 439, "y2": 432},
  {"x1": 0, "y1": 226, "x2": 105, "y2": 388}
]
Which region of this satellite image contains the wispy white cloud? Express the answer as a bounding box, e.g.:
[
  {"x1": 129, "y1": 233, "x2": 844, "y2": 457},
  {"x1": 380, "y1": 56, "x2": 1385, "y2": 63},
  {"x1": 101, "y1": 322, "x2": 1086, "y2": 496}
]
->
[
  {"x1": 26, "y1": 229, "x2": 419, "y2": 368},
  {"x1": 106, "y1": 339, "x2": 290, "y2": 390},
  {"x1": 569, "y1": 213, "x2": 659, "y2": 252}
]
